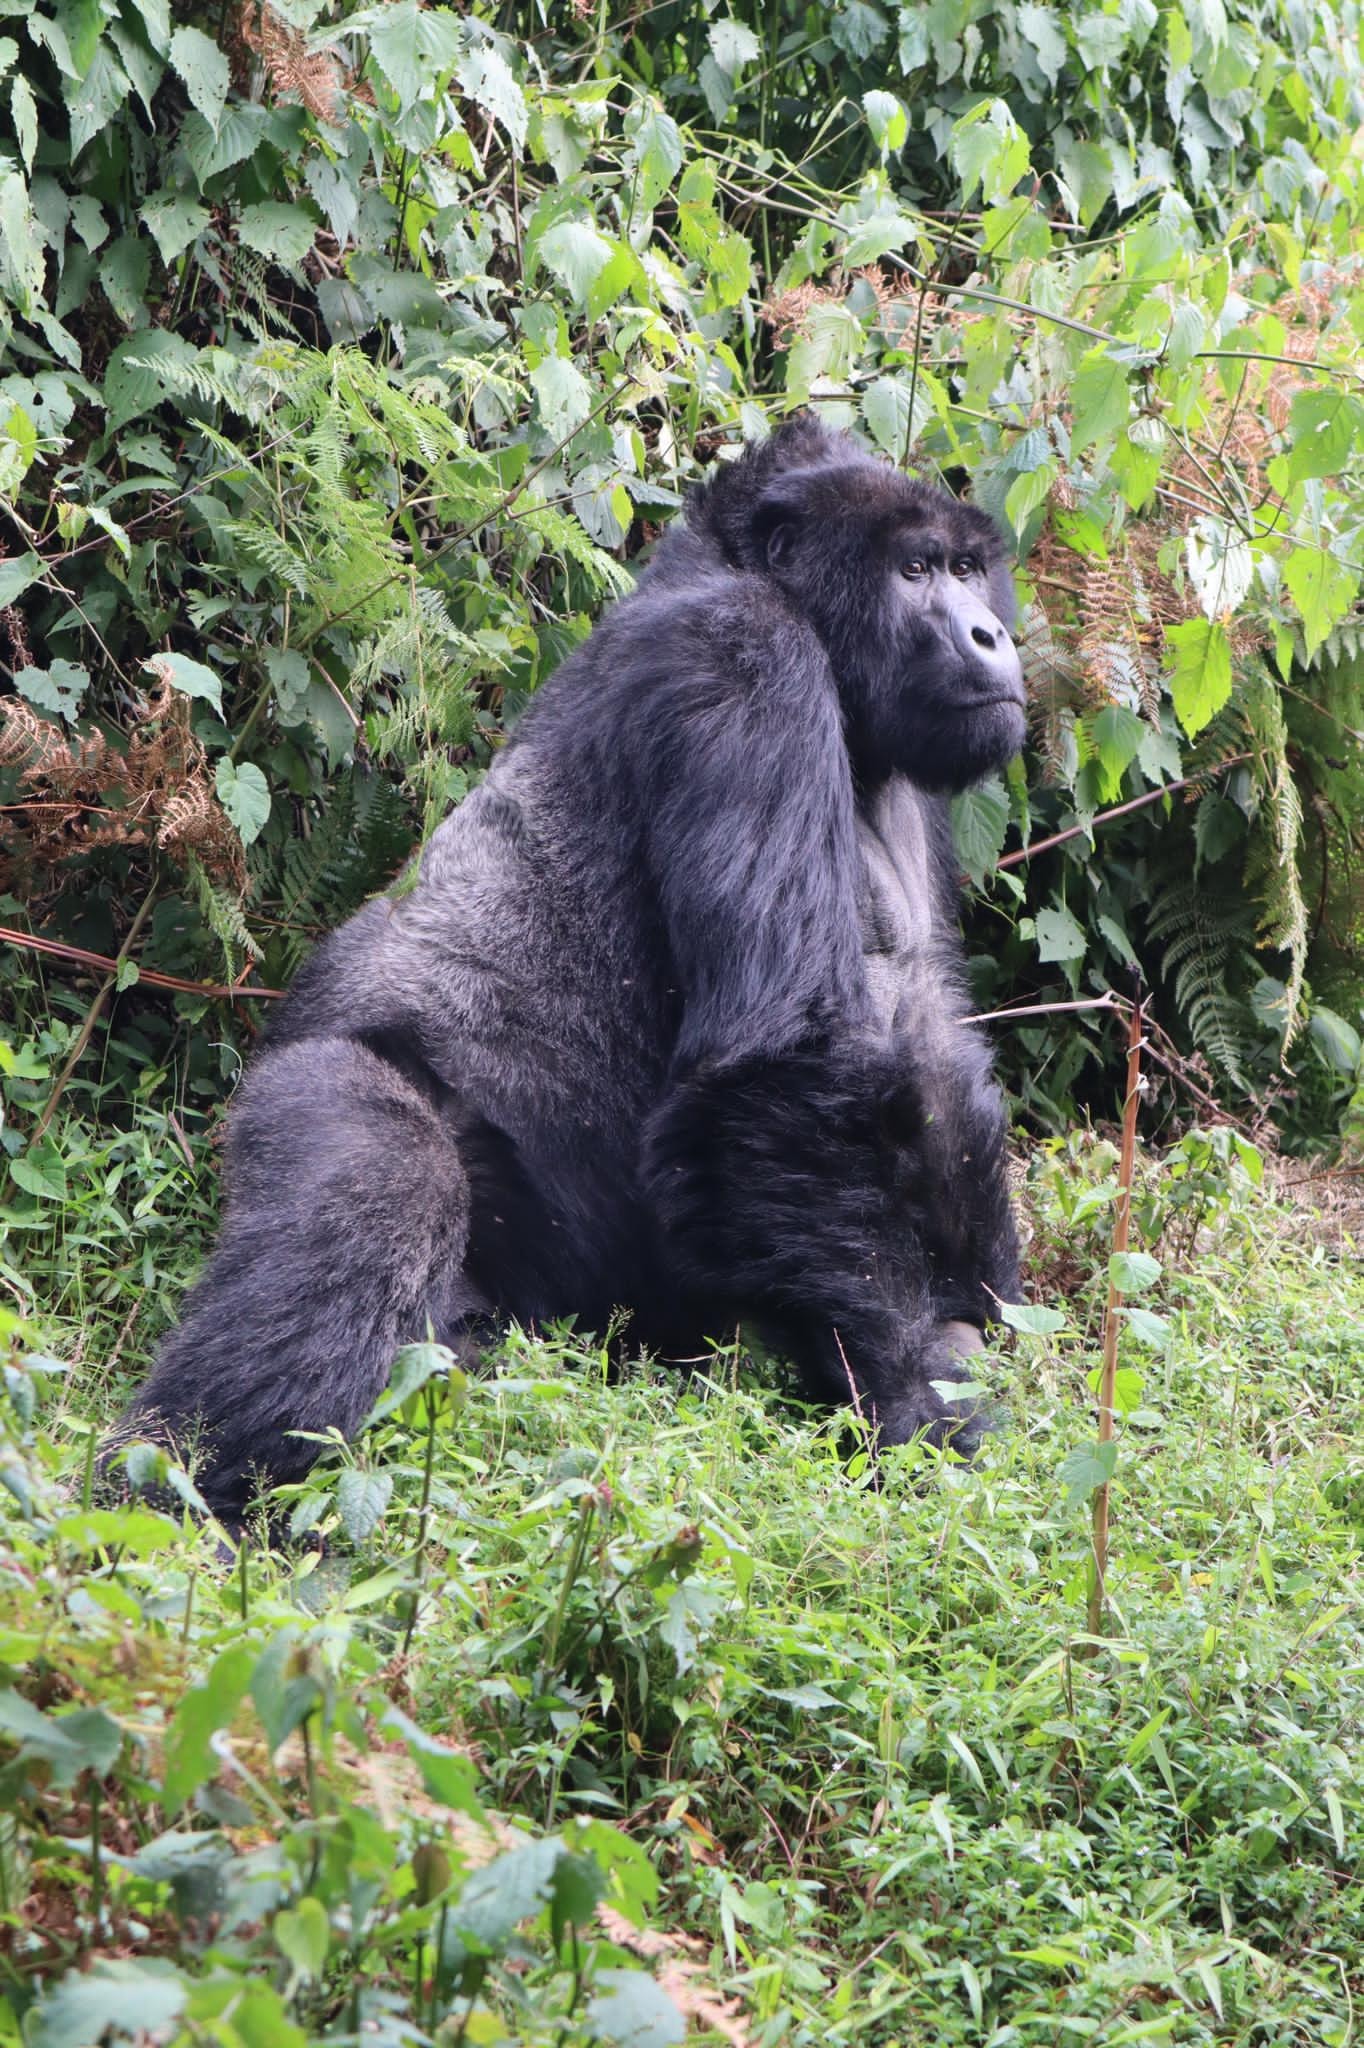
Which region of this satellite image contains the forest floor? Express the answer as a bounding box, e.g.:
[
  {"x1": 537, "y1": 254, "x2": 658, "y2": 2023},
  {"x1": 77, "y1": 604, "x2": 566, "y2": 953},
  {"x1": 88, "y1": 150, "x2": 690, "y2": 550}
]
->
[{"x1": 4, "y1": 1106, "x2": 1364, "y2": 2047}]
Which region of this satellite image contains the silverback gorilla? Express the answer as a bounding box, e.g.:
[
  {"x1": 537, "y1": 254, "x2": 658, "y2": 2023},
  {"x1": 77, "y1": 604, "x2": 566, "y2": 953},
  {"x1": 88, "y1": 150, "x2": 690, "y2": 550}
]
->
[{"x1": 112, "y1": 414, "x2": 1026, "y2": 1527}]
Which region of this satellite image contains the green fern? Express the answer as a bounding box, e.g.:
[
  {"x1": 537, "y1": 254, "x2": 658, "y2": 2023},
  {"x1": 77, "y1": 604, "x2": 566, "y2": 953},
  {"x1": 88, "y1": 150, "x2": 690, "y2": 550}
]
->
[{"x1": 1146, "y1": 876, "x2": 1257, "y2": 1086}]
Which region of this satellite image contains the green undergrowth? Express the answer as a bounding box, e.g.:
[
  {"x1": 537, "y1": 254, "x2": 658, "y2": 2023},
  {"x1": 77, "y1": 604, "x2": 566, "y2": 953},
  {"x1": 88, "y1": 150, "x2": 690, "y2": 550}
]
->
[{"x1": 4, "y1": 1133, "x2": 1364, "y2": 2045}]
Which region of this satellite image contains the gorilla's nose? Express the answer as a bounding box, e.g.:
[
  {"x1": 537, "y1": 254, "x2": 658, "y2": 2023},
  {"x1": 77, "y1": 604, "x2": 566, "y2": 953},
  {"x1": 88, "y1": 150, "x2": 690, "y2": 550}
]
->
[{"x1": 950, "y1": 594, "x2": 1024, "y2": 701}]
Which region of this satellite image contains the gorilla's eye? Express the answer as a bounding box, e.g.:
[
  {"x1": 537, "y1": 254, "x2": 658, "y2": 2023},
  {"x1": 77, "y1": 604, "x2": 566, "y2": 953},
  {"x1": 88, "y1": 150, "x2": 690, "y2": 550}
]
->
[
  {"x1": 950, "y1": 553, "x2": 978, "y2": 578},
  {"x1": 902, "y1": 558, "x2": 927, "y2": 581}
]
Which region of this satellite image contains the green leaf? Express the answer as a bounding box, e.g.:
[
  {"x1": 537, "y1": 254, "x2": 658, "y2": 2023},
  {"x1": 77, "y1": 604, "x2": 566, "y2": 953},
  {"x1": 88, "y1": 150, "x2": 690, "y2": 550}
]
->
[
  {"x1": 274, "y1": 1897, "x2": 329, "y2": 1980},
  {"x1": 103, "y1": 329, "x2": 198, "y2": 430},
  {"x1": 362, "y1": 1341, "x2": 465, "y2": 1429},
  {"x1": 163, "y1": 1642, "x2": 257, "y2": 1813},
  {"x1": 1057, "y1": 1437, "x2": 1118, "y2": 1508},
  {"x1": 101, "y1": 233, "x2": 151, "y2": 326},
  {"x1": 14, "y1": 659, "x2": 90, "y2": 720},
  {"x1": 861, "y1": 373, "x2": 932, "y2": 459},
  {"x1": 530, "y1": 354, "x2": 592, "y2": 441},
  {"x1": 1110, "y1": 1249, "x2": 1162, "y2": 1293},
  {"x1": 624, "y1": 103, "x2": 683, "y2": 216},
  {"x1": 1089, "y1": 703, "x2": 1144, "y2": 802},
  {"x1": 10, "y1": 1137, "x2": 66, "y2": 1199},
  {"x1": 64, "y1": 43, "x2": 130, "y2": 158},
  {"x1": 141, "y1": 192, "x2": 209, "y2": 264},
  {"x1": 335, "y1": 1467, "x2": 393, "y2": 1542},
  {"x1": 237, "y1": 203, "x2": 317, "y2": 266},
  {"x1": 1034, "y1": 904, "x2": 1087, "y2": 963},
  {"x1": 586, "y1": 1970, "x2": 686, "y2": 2047},
  {"x1": 1123, "y1": 1306, "x2": 1171, "y2": 1349},
  {"x1": 952, "y1": 774, "x2": 1010, "y2": 886},
  {"x1": 0, "y1": 551, "x2": 41, "y2": 604},
  {"x1": 1284, "y1": 389, "x2": 1364, "y2": 486},
  {"x1": 457, "y1": 41, "x2": 527, "y2": 151},
  {"x1": 1309, "y1": 1006, "x2": 1363, "y2": 1075},
  {"x1": 1284, "y1": 547, "x2": 1358, "y2": 662},
  {"x1": 169, "y1": 23, "x2": 228, "y2": 134},
  {"x1": 537, "y1": 220, "x2": 614, "y2": 306},
  {"x1": 28, "y1": 1960, "x2": 187, "y2": 2048},
  {"x1": 998, "y1": 1299, "x2": 1068, "y2": 1336},
  {"x1": 1016, "y1": 0, "x2": 1069, "y2": 82},
  {"x1": 1069, "y1": 352, "x2": 1131, "y2": 455},
  {"x1": 10, "y1": 71, "x2": 36, "y2": 172},
  {"x1": 456, "y1": 1835, "x2": 563, "y2": 1947},
  {"x1": 0, "y1": 1689, "x2": 122, "y2": 1788},
  {"x1": 215, "y1": 758, "x2": 271, "y2": 845},
  {"x1": 951, "y1": 100, "x2": 1030, "y2": 205},
  {"x1": 144, "y1": 650, "x2": 223, "y2": 713},
  {"x1": 707, "y1": 17, "x2": 761, "y2": 74},
  {"x1": 1164, "y1": 617, "x2": 1233, "y2": 737},
  {"x1": 863, "y1": 88, "x2": 907, "y2": 154}
]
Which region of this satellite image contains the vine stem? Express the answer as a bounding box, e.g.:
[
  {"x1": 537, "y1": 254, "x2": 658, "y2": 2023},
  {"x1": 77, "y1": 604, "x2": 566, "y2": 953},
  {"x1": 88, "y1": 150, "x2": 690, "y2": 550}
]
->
[
  {"x1": 1087, "y1": 994, "x2": 1145, "y2": 1642},
  {"x1": 32, "y1": 888, "x2": 157, "y2": 1138}
]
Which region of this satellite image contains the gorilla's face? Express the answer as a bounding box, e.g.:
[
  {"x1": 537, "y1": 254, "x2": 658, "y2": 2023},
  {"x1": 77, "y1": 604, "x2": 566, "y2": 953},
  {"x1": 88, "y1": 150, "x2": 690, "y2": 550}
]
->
[{"x1": 758, "y1": 461, "x2": 1026, "y2": 792}]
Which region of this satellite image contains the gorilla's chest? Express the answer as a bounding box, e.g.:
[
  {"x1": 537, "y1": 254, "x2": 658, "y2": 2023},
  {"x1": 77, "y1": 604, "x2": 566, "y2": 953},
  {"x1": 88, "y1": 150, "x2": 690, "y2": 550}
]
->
[{"x1": 855, "y1": 778, "x2": 962, "y2": 1055}]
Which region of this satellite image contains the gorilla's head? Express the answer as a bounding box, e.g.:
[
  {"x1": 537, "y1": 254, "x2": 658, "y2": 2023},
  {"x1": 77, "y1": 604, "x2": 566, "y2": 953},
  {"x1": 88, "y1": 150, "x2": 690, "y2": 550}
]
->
[{"x1": 694, "y1": 415, "x2": 1026, "y2": 791}]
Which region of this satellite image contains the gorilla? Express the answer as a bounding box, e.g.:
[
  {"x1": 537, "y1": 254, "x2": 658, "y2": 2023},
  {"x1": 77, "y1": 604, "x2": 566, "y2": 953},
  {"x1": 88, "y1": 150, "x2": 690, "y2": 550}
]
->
[{"x1": 111, "y1": 413, "x2": 1026, "y2": 1527}]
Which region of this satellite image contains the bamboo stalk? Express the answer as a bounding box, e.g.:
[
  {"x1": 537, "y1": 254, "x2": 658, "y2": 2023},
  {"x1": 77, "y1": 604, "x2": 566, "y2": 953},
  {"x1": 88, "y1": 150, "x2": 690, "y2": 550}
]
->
[{"x1": 1088, "y1": 995, "x2": 1145, "y2": 1640}]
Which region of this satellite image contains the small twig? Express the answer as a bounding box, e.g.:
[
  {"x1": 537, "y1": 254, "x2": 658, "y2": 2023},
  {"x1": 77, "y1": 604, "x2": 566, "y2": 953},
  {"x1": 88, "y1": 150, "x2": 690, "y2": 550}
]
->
[
  {"x1": 995, "y1": 756, "x2": 1249, "y2": 871},
  {"x1": 959, "y1": 994, "x2": 1121, "y2": 1026},
  {"x1": 32, "y1": 893, "x2": 157, "y2": 1139},
  {"x1": 1, "y1": 923, "x2": 284, "y2": 1004},
  {"x1": 1088, "y1": 996, "x2": 1145, "y2": 1642}
]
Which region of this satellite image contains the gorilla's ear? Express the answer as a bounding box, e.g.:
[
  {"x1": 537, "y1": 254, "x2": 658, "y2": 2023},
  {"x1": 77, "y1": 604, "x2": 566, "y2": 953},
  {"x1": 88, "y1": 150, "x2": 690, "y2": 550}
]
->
[{"x1": 752, "y1": 489, "x2": 803, "y2": 571}]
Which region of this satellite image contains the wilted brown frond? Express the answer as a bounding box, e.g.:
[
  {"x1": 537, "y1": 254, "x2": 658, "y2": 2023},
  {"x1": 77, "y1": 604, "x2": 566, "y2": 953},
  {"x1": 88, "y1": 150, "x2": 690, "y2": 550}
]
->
[
  {"x1": 0, "y1": 684, "x2": 245, "y2": 897},
  {"x1": 231, "y1": 0, "x2": 346, "y2": 123}
]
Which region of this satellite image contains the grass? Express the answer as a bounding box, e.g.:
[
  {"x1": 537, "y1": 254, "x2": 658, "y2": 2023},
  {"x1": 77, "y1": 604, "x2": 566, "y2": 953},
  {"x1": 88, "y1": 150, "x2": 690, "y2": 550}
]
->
[{"x1": 3, "y1": 1067, "x2": 1364, "y2": 2046}]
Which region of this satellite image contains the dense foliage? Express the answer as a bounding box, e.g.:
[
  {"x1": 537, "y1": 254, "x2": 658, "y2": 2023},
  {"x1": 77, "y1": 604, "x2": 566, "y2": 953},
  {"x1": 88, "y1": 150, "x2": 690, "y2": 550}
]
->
[
  {"x1": 2, "y1": 0, "x2": 1364, "y2": 1152},
  {"x1": 7, "y1": 1134, "x2": 1364, "y2": 2042}
]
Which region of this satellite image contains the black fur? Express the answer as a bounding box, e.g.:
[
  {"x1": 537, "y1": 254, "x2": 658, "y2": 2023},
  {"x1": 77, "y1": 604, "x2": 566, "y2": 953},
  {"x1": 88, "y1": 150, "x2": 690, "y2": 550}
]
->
[{"x1": 110, "y1": 415, "x2": 1025, "y2": 1525}]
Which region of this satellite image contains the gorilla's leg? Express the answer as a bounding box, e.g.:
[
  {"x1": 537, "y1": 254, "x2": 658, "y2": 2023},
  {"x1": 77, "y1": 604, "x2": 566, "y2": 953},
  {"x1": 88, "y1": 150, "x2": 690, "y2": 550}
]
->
[
  {"x1": 108, "y1": 1036, "x2": 480, "y2": 1526},
  {"x1": 646, "y1": 1048, "x2": 992, "y2": 1447}
]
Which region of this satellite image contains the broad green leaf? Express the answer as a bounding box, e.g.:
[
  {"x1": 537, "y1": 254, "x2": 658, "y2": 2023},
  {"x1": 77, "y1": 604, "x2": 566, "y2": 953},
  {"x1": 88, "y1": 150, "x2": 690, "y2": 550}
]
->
[
  {"x1": 624, "y1": 103, "x2": 683, "y2": 216},
  {"x1": 1089, "y1": 703, "x2": 1144, "y2": 802},
  {"x1": 101, "y1": 233, "x2": 151, "y2": 325},
  {"x1": 335, "y1": 1467, "x2": 393, "y2": 1542},
  {"x1": 369, "y1": 0, "x2": 461, "y2": 100},
  {"x1": 143, "y1": 650, "x2": 223, "y2": 713},
  {"x1": 10, "y1": 71, "x2": 36, "y2": 172},
  {"x1": 169, "y1": 24, "x2": 228, "y2": 134},
  {"x1": 161, "y1": 1638, "x2": 254, "y2": 1818},
  {"x1": 215, "y1": 758, "x2": 270, "y2": 844},
  {"x1": 275, "y1": 1897, "x2": 329, "y2": 1979},
  {"x1": 0, "y1": 1688, "x2": 122, "y2": 1788},
  {"x1": 28, "y1": 1961, "x2": 187, "y2": 2048},
  {"x1": 952, "y1": 773, "x2": 1010, "y2": 886},
  {"x1": 64, "y1": 41, "x2": 129, "y2": 157},
  {"x1": 14, "y1": 659, "x2": 89, "y2": 720},
  {"x1": 237, "y1": 203, "x2": 317, "y2": 266},
  {"x1": 1110, "y1": 1249, "x2": 1161, "y2": 1293},
  {"x1": 1069, "y1": 352, "x2": 1130, "y2": 455},
  {"x1": 141, "y1": 192, "x2": 209, "y2": 263},
  {"x1": 10, "y1": 1136, "x2": 67, "y2": 1199},
  {"x1": 707, "y1": 17, "x2": 761, "y2": 74},
  {"x1": 861, "y1": 373, "x2": 932, "y2": 459},
  {"x1": 538, "y1": 220, "x2": 614, "y2": 306},
  {"x1": 0, "y1": 551, "x2": 41, "y2": 604},
  {"x1": 1164, "y1": 616, "x2": 1232, "y2": 736},
  {"x1": 1123, "y1": 1306, "x2": 1171, "y2": 1348},
  {"x1": 1034, "y1": 903, "x2": 1087, "y2": 963},
  {"x1": 1284, "y1": 389, "x2": 1364, "y2": 486},
  {"x1": 586, "y1": 1971, "x2": 686, "y2": 2048},
  {"x1": 1058, "y1": 1437, "x2": 1118, "y2": 1507},
  {"x1": 457, "y1": 1835, "x2": 563, "y2": 1947},
  {"x1": 951, "y1": 100, "x2": 1030, "y2": 205},
  {"x1": 1309, "y1": 1006, "x2": 1362, "y2": 1075},
  {"x1": 998, "y1": 1299, "x2": 1068, "y2": 1336},
  {"x1": 362, "y1": 1341, "x2": 465, "y2": 1428},
  {"x1": 531, "y1": 354, "x2": 592, "y2": 440},
  {"x1": 457, "y1": 41, "x2": 527, "y2": 151},
  {"x1": 1016, "y1": 0, "x2": 1068, "y2": 81},
  {"x1": 863, "y1": 88, "x2": 907, "y2": 154},
  {"x1": 1284, "y1": 547, "x2": 1358, "y2": 662}
]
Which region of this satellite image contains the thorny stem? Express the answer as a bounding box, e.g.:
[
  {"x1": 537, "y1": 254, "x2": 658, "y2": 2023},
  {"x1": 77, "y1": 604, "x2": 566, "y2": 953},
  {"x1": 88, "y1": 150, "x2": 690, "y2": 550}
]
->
[{"x1": 1088, "y1": 995, "x2": 1145, "y2": 1642}]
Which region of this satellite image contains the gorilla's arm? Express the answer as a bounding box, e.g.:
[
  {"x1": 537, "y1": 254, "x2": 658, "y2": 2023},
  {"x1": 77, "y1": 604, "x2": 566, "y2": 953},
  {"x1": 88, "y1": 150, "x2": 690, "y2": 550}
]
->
[{"x1": 635, "y1": 595, "x2": 969, "y2": 1435}]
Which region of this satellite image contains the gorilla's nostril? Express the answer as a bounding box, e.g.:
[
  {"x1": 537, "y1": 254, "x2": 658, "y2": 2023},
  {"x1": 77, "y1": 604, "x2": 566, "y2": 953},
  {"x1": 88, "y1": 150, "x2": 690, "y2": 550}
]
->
[{"x1": 971, "y1": 624, "x2": 996, "y2": 651}]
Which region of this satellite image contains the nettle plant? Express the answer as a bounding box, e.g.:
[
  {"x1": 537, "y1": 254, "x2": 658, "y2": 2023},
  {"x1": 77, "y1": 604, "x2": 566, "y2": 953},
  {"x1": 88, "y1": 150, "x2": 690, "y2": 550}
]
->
[{"x1": 1, "y1": 0, "x2": 1363, "y2": 1139}]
